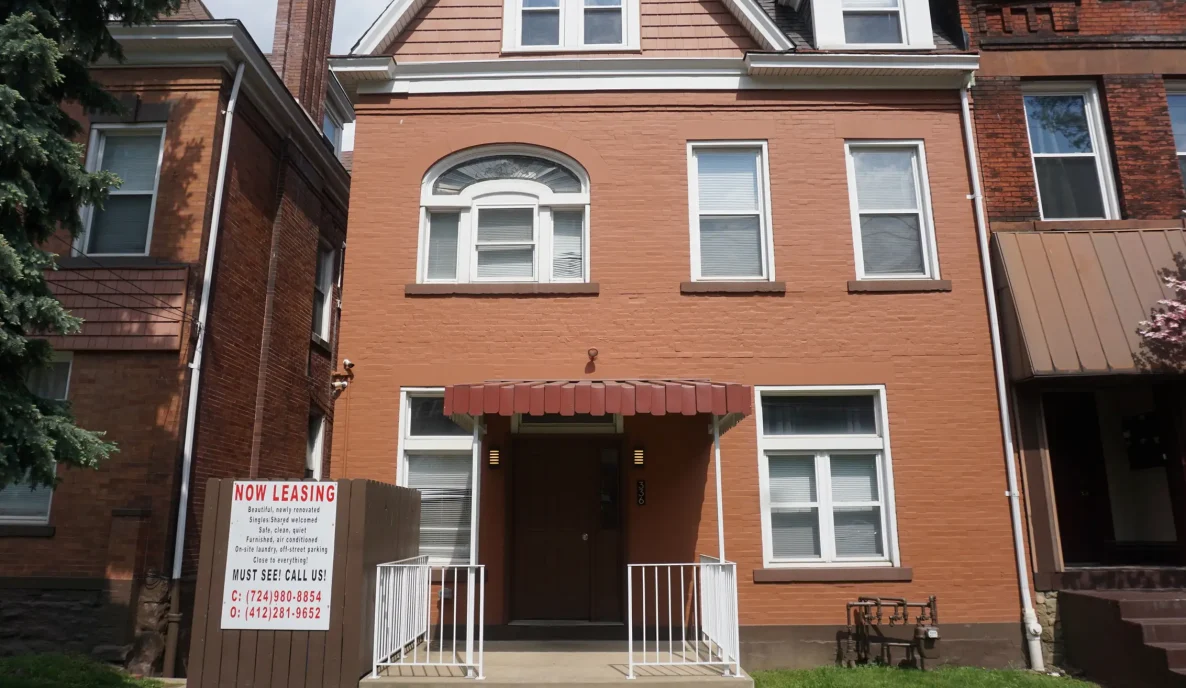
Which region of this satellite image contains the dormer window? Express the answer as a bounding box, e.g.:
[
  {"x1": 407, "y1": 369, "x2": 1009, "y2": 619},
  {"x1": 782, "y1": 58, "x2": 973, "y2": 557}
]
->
[
  {"x1": 812, "y1": 0, "x2": 934, "y2": 50},
  {"x1": 503, "y1": 0, "x2": 640, "y2": 51},
  {"x1": 842, "y1": 0, "x2": 903, "y2": 45}
]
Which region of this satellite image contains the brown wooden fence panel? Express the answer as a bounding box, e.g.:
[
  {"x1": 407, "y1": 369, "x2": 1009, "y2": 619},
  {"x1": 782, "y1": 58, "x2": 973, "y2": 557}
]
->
[{"x1": 186, "y1": 479, "x2": 420, "y2": 688}]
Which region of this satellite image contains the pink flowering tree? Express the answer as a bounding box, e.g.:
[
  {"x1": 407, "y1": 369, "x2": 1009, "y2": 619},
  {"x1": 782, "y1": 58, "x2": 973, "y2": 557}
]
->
[{"x1": 1138, "y1": 275, "x2": 1186, "y2": 370}]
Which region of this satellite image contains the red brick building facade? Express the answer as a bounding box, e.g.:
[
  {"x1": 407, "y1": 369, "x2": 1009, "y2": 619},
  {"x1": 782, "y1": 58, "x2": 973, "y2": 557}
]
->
[
  {"x1": 0, "y1": 1, "x2": 350, "y2": 676},
  {"x1": 329, "y1": 0, "x2": 1036, "y2": 672},
  {"x1": 962, "y1": 0, "x2": 1186, "y2": 680}
]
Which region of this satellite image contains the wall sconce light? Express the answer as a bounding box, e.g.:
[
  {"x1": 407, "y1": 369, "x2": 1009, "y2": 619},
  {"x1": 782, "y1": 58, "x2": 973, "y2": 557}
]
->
[
  {"x1": 488, "y1": 447, "x2": 501, "y2": 469},
  {"x1": 633, "y1": 447, "x2": 645, "y2": 467}
]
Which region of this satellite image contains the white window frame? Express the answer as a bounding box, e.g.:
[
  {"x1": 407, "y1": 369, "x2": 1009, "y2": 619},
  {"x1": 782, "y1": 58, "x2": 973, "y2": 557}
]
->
[
  {"x1": 501, "y1": 0, "x2": 641, "y2": 53},
  {"x1": 1021, "y1": 83, "x2": 1120, "y2": 221},
  {"x1": 0, "y1": 352, "x2": 73, "y2": 525},
  {"x1": 313, "y1": 242, "x2": 336, "y2": 342},
  {"x1": 322, "y1": 110, "x2": 344, "y2": 155},
  {"x1": 396, "y1": 388, "x2": 482, "y2": 566},
  {"x1": 1168, "y1": 83, "x2": 1186, "y2": 191},
  {"x1": 812, "y1": 0, "x2": 935, "y2": 50},
  {"x1": 844, "y1": 140, "x2": 940, "y2": 281},
  {"x1": 419, "y1": 146, "x2": 591, "y2": 285},
  {"x1": 686, "y1": 141, "x2": 775, "y2": 283},
  {"x1": 840, "y1": 0, "x2": 906, "y2": 48},
  {"x1": 306, "y1": 410, "x2": 326, "y2": 480},
  {"x1": 754, "y1": 385, "x2": 901, "y2": 569},
  {"x1": 77, "y1": 123, "x2": 167, "y2": 257}
]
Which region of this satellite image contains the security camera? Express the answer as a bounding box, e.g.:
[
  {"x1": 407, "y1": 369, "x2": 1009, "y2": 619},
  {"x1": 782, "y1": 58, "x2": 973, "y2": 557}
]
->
[{"x1": 343, "y1": 359, "x2": 355, "y2": 370}]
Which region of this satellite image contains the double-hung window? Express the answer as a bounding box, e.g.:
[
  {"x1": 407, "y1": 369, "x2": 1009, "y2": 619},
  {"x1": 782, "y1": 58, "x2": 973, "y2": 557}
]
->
[
  {"x1": 756, "y1": 387, "x2": 899, "y2": 567},
  {"x1": 398, "y1": 391, "x2": 478, "y2": 565},
  {"x1": 421, "y1": 148, "x2": 590, "y2": 284},
  {"x1": 842, "y1": 0, "x2": 904, "y2": 44},
  {"x1": 1023, "y1": 86, "x2": 1118, "y2": 220},
  {"x1": 0, "y1": 353, "x2": 73, "y2": 524},
  {"x1": 312, "y1": 244, "x2": 336, "y2": 341},
  {"x1": 845, "y1": 142, "x2": 939, "y2": 280},
  {"x1": 504, "y1": 0, "x2": 638, "y2": 51},
  {"x1": 1169, "y1": 89, "x2": 1186, "y2": 192},
  {"x1": 687, "y1": 142, "x2": 774, "y2": 282},
  {"x1": 80, "y1": 125, "x2": 166, "y2": 256}
]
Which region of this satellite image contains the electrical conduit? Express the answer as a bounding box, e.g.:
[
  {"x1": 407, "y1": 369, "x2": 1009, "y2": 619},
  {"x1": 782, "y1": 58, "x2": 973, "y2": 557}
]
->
[
  {"x1": 959, "y1": 79, "x2": 1046, "y2": 672},
  {"x1": 163, "y1": 61, "x2": 246, "y2": 677}
]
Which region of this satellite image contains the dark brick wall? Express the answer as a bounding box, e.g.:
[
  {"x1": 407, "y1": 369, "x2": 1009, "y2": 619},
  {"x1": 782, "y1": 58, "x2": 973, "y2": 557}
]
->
[
  {"x1": 962, "y1": 0, "x2": 1186, "y2": 49},
  {"x1": 1102, "y1": 75, "x2": 1186, "y2": 218},
  {"x1": 971, "y1": 76, "x2": 1041, "y2": 222}
]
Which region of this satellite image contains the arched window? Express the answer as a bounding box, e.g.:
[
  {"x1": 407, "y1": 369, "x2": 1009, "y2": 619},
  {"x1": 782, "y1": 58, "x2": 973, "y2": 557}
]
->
[{"x1": 419, "y1": 146, "x2": 590, "y2": 284}]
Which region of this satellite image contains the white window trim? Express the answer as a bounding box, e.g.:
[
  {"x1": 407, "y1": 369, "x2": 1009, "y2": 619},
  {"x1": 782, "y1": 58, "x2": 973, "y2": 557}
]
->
[
  {"x1": 1021, "y1": 83, "x2": 1120, "y2": 221},
  {"x1": 686, "y1": 140, "x2": 775, "y2": 283},
  {"x1": 419, "y1": 146, "x2": 591, "y2": 285},
  {"x1": 307, "y1": 411, "x2": 326, "y2": 480},
  {"x1": 76, "y1": 123, "x2": 167, "y2": 258},
  {"x1": 0, "y1": 353, "x2": 73, "y2": 525},
  {"x1": 839, "y1": 0, "x2": 906, "y2": 49},
  {"x1": 754, "y1": 384, "x2": 901, "y2": 569},
  {"x1": 812, "y1": 0, "x2": 935, "y2": 51},
  {"x1": 844, "y1": 140, "x2": 940, "y2": 281},
  {"x1": 323, "y1": 110, "x2": 345, "y2": 155},
  {"x1": 313, "y1": 242, "x2": 337, "y2": 342},
  {"x1": 397, "y1": 388, "x2": 482, "y2": 566},
  {"x1": 501, "y1": 0, "x2": 641, "y2": 53}
]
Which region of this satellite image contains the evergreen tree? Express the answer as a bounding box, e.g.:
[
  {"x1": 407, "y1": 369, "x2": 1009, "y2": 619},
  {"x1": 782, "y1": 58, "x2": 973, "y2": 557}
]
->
[{"x1": 0, "y1": 0, "x2": 179, "y2": 489}]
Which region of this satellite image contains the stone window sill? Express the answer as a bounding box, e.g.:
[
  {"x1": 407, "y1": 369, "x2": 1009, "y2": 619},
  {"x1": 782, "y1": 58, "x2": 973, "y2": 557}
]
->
[
  {"x1": 405, "y1": 283, "x2": 600, "y2": 296},
  {"x1": 310, "y1": 332, "x2": 333, "y2": 355},
  {"x1": 681, "y1": 281, "x2": 787, "y2": 295},
  {"x1": 753, "y1": 566, "x2": 913, "y2": 583},
  {"x1": 847, "y1": 280, "x2": 952, "y2": 294},
  {"x1": 0, "y1": 524, "x2": 55, "y2": 538}
]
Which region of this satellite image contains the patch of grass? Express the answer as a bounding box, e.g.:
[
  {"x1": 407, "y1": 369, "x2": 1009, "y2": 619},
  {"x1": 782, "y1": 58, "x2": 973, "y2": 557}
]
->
[
  {"x1": 0, "y1": 654, "x2": 165, "y2": 688},
  {"x1": 752, "y1": 666, "x2": 1099, "y2": 688}
]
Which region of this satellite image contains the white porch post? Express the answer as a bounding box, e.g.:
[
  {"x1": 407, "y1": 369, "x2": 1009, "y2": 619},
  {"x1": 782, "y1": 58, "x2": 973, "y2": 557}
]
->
[
  {"x1": 712, "y1": 415, "x2": 725, "y2": 562},
  {"x1": 466, "y1": 415, "x2": 482, "y2": 677}
]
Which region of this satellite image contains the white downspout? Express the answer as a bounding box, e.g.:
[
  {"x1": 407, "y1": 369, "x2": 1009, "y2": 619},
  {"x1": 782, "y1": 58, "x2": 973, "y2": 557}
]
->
[
  {"x1": 712, "y1": 415, "x2": 725, "y2": 562},
  {"x1": 171, "y1": 62, "x2": 246, "y2": 581},
  {"x1": 959, "y1": 79, "x2": 1046, "y2": 672}
]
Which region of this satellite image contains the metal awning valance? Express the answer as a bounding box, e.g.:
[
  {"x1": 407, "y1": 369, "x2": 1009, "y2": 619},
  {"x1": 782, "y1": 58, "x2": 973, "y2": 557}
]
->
[
  {"x1": 442, "y1": 380, "x2": 753, "y2": 417},
  {"x1": 993, "y1": 229, "x2": 1186, "y2": 379}
]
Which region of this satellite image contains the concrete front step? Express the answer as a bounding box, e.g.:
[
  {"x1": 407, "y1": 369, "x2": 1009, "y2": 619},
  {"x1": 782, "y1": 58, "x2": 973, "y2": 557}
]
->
[
  {"x1": 1151, "y1": 643, "x2": 1186, "y2": 671},
  {"x1": 361, "y1": 641, "x2": 752, "y2": 688},
  {"x1": 1131, "y1": 619, "x2": 1186, "y2": 644}
]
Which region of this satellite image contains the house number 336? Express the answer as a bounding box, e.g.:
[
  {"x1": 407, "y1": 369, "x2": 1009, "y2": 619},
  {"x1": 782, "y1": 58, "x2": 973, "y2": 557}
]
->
[{"x1": 636, "y1": 480, "x2": 646, "y2": 506}]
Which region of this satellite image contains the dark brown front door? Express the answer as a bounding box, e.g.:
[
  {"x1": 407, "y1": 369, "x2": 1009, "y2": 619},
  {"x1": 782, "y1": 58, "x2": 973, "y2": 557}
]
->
[
  {"x1": 1044, "y1": 391, "x2": 1115, "y2": 566},
  {"x1": 511, "y1": 438, "x2": 621, "y2": 622}
]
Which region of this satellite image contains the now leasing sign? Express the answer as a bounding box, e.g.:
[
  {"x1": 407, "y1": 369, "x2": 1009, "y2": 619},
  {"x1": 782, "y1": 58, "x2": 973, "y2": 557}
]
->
[{"x1": 220, "y1": 481, "x2": 337, "y2": 630}]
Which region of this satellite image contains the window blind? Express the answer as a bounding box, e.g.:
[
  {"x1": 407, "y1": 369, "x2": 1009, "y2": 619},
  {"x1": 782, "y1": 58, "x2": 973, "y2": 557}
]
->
[
  {"x1": 834, "y1": 507, "x2": 883, "y2": 557},
  {"x1": 0, "y1": 483, "x2": 52, "y2": 522},
  {"x1": 696, "y1": 149, "x2": 763, "y2": 278},
  {"x1": 830, "y1": 454, "x2": 879, "y2": 502},
  {"x1": 771, "y1": 508, "x2": 821, "y2": 558},
  {"x1": 477, "y1": 248, "x2": 534, "y2": 279},
  {"x1": 88, "y1": 196, "x2": 153, "y2": 254},
  {"x1": 407, "y1": 454, "x2": 474, "y2": 563},
  {"x1": 768, "y1": 456, "x2": 816, "y2": 503},
  {"x1": 852, "y1": 148, "x2": 926, "y2": 276},
  {"x1": 427, "y1": 212, "x2": 460, "y2": 280},
  {"x1": 477, "y1": 208, "x2": 534, "y2": 242},
  {"x1": 552, "y1": 210, "x2": 584, "y2": 280},
  {"x1": 103, "y1": 134, "x2": 161, "y2": 192}
]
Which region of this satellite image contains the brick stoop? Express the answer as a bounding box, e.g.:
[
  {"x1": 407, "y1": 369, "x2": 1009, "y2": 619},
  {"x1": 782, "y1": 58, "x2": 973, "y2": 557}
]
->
[{"x1": 1062, "y1": 591, "x2": 1186, "y2": 687}]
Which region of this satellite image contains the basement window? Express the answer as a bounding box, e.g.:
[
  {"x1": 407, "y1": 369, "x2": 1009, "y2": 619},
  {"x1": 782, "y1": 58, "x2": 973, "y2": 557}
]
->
[{"x1": 0, "y1": 354, "x2": 72, "y2": 524}]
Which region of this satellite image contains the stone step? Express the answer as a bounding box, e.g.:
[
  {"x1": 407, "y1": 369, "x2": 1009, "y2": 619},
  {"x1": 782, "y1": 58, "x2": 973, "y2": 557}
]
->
[
  {"x1": 1152, "y1": 643, "x2": 1186, "y2": 671},
  {"x1": 1131, "y1": 619, "x2": 1186, "y2": 644},
  {"x1": 1119, "y1": 599, "x2": 1186, "y2": 620}
]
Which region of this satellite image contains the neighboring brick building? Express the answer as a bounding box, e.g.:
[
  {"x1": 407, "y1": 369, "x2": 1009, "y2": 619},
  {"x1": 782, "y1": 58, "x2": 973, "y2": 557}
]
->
[
  {"x1": 962, "y1": 0, "x2": 1186, "y2": 681},
  {"x1": 329, "y1": 0, "x2": 1039, "y2": 674},
  {"x1": 0, "y1": 0, "x2": 351, "y2": 676}
]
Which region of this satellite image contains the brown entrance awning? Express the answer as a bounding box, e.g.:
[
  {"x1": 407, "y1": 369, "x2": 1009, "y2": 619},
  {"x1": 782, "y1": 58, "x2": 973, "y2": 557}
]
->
[
  {"x1": 993, "y1": 229, "x2": 1186, "y2": 379},
  {"x1": 442, "y1": 380, "x2": 753, "y2": 417}
]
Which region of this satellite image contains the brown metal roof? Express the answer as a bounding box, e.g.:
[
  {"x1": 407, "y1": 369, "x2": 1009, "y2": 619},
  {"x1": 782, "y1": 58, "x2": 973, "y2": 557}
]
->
[
  {"x1": 442, "y1": 380, "x2": 754, "y2": 417},
  {"x1": 993, "y1": 229, "x2": 1186, "y2": 379}
]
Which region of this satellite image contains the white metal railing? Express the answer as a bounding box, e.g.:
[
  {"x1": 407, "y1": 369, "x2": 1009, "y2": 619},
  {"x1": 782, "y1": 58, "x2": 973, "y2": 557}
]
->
[
  {"x1": 627, "y1": 556, "x2": 741, "y2": 678},
  {"x1": 372, "y1": 555, "x2": 485, "y2": 679}
]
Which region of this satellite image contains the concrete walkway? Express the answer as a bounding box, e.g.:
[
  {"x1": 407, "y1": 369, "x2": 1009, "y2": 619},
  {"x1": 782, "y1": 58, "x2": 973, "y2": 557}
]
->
[{"x1": 363, "y1": 640, "x2": 753, "y2": 688}]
